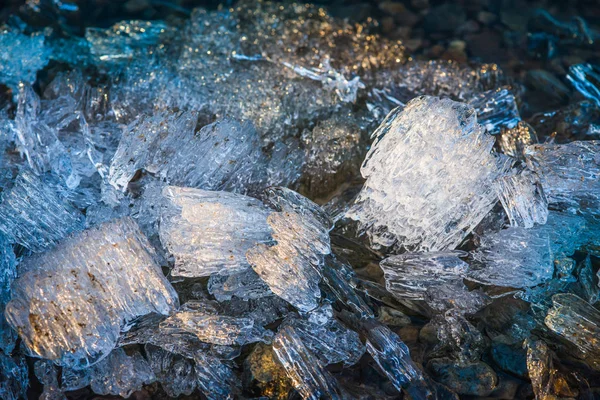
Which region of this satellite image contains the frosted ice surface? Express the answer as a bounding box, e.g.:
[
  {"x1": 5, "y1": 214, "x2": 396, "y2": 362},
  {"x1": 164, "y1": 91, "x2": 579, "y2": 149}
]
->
[
  {"x1": 467, "y1": 88, "x2": 520, "y2": 134},
  {"x1": 380, "y1": 251, "x2": 469, "y2": 300},
  {"x1": 545, "y1": 294, "x2": 600, "y2": 358},
  {"x1": 247, "y1": 210, "x2": 331, "y2": 312},
  {"x1": 567, "y1": 64, "x2": 600, "y2": 107},
  {"x1": 159, "y1": 186, "x2": 272, "y2": 277},
  {"x1": 469, "y1": 211, "x2": 596, "y2": 288},
  {"x1": 0, "y1": 28, "x2": 50, "y2": 91},
  {"x1": 347, "y1": 96, "x2": 507, "y2": 252},
  {"x1": 494, "y1": 171, "x2": 549, "y2": 228},
  {"x1": 160, "y1": 301, "x2": 273, "y2": 346},
  {"x1": 0, "y1": 170, "x2": 84, "y2": 252},
  {"x1": 109, "y1": 113, "x2": 265, "y2": 193},
  {"x1": 0, "y1": 352, "x2": 28, "y2": 400},
  {"x1": 89, "y1": 348, "x2": 156, "y2": 397},
  {"x1": 262, "y1": 186, "x2": 333, "y2": 231},
  {"x1": 281, "y1": 304, "x2": 365, "y2": 366},
  {"x1": 526, "y1": 141, "x2": 600, "y2": 220},
  {"x1": 273, "y1": 326, "x2": 344, "y2": 400},
  {"x1": 34, "y1": 360, "x2": 65, "y2": 400},
  {"x1": 5, "y1": 217, "x2": 178, "y2": 369},
  {"x1": 207, "y1": 269, "x2": 272, "y2": 302}
]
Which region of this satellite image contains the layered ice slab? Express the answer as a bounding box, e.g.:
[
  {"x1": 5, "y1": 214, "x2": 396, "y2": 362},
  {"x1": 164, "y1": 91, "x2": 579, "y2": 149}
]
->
[
  {"x1": 347, "y1": 96, "x2": 507, "y2": 252},
  {"x1": 160, "y1": 186, "x2": 272, "y2": 277},
  {"x1": 159, "y1": 186, "x2": 330, "y2": 312},
  {"x1": 525, "y1": 141, "x2": 600, "y2": 220},
  {"x1": 109, "y1": 112, "x2": 265, "y2": 193},
  {"x1": 5, "y1": 217, "x2": 178, "y2": 369}
]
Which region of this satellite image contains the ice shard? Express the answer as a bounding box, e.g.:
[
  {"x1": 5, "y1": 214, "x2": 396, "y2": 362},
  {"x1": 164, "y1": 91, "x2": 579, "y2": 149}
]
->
[
  {"x1": 145, "y1": 345, "x2": 197, "y2": 397},
  {"x1": 494, "y1": 171, "x2": 548, "y2": 228},
  {"x1": 0, "y1": 236, "x2": 17, "y2": 354},
  {"x1": 246, "y1": 210, "x2": 330, "y2": 312},
  {"x1": 207, "y1": 269, "x2": 272, "y2": 302},
  {"x1": 0, "y1": 170, "x2": 84, "y2": 252},
  {"x1": 0, "y1": 352, "x2": 28, "y2": 400},
  {"x1": 567, "y1": 63, "x2": 600, "y2": 107},
  {"x1": 380, "y1": 251, "x2": 469, "y2": 300},
  {"x1": 526, "y1": 141, "x2": 600, "y2": 220},
  {"x1": 5, "y1": 217, "x2": 178, "y2": 369},
  {"x1": 498, "y1": 122, "x2": 538, "y2": 159},
  {"x1": 347, "y1": 96, "x2": 507, "y2": 252},
  {"x1": 89, "y1": 348, "x2": 156, "y2": 397},
  {"x1": 467, "y1": 88, "x2": 520, "y2": 134},
  {"x1": 272, "y1": 326, "x2": 344, "y2": 400},
  {"x1": 281, "y1": 304, "x2": 365, "y2": 366},
  {"x1": 525, "y1": 339, "x2": 576, "y2": 399},
  {"x1": 0, "y1": 28, "x2": 50, "y2": 91},
  {"x1": 109, "y1": 112, "x2": 265, "y2": 193},
  {"x1": 159, "y1": 186, "x2": 272, "y2": 277}
]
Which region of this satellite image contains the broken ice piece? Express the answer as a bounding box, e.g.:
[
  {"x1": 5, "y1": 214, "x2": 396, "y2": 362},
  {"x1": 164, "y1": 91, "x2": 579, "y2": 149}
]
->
[
  {"x1": 347, "y1": 96, "x2": 507, "y2": 252},
  {"x1": 89, "y1": 348, "x2": 156, "y2": 397},
  {"x1": 273, "y1": 326, "x2": 345, "y2": 400},
  {"x1": 525, "y1": 339, "x2": 577, "y2": 400},
  {"x1": 281, "y1": 304, "x2": 365, "y2": 366},
  {"x1": 145, "y1": 345, "x2": 197, "y2": 397},
  {"x1": 494, "y1": 171, "x2": 548, "y2": 228},
  {"x1": 578, "y1": 256, "x2": 600, "y2": 304},
  {"x1": 360, "y1": 319, "x2": 431, "y2": 398},
  {"x1": 0, "y1": 235, "x2": 17, "y2": 354},
  {"x1": 5, "y1": 217, "x2": 178, "y2": 369},
  {"x1": 544, "y1": 293, "x2": 600, "y2": 358},
  {"x1": 34, "y1": 360, "x2": 65, "y2": 400},
  {"x1": 247, "y1": 210, "x2": 330, "y2": 312},
  {"x1": 262, "y1": 186, "x2": 333, "y2": 231},
  {"x1": 322, "y1": 256, "x2": 374, "y2": 319},
  {"x1": 0, "y1": 170, "x2": 84, "y2": 252},
  {"x1": 160, "y1": 300, "x2": 273, "y2": 346},
  {"x1": 159, "y1": 186, "x2": 272, "y2": 277},
  {"x1": 526, "y1": 141, "x2": 600, "y2": 220},
  {"x1": 0, "y1": 28, "x2": 50, "y2": 92},
  {"x1": 467, "y1": 88, "x2": 520, "y2": 134},
  {"x1": 207, "y1": 269, "x2": 272, "y2": 302},
  {"x1": 109, "y1": 112, "x2": 265, "y2": 193},
  {"x1": 380, "y1": 251, "x2": 468, "y2": 300},
  {"x1": 498, "y1": 122, "x2": 538, "y2": 159},
  {"x1": 567, "y1": 64, "x2": 600, "y2": 108}
]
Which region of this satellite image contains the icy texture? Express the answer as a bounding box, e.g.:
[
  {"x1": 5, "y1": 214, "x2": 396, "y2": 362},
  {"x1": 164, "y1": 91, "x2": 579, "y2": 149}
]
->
[
  {"x1": 567, "y1": 63, "x2": 600, "y2": 107},
  {"x1": 5, "y1": 217, "x2": 178, "y2": 369},
  {"x1": 360, "y1": 319, "x2": 431, "y2": 398},
  {"x1": 380, "y1": 251, "x2": 469, "y2": 300},
  {"x1": 544, "y1": 294, "x2": 600, "y2": 358},
  {"x1": 160, "y1": 186, "x2": 272, "y2": 277},
  {"x1": 281, "y1": 305, "x2": 365, "y2": 366},
  {"x1": 347, "y1": 96, "x2": 507, "y2": 252},
  {"x1": 0, "y1": 28, "x2": 50, "y2": 91},
  {"x1": 526, "y1": 141, "x2": 600, "y2": 220},
  {"x1": 0, "y1": 170, "x2": 84, "y2": 252},
  {"x1": 245, "y1": 342, "x2": 293, "y2": 399},
  {"x1": 525, "y1": 339, "x2": 576, "y2": 400},
  {"x1": 89, "y1": 348, "x2": 156, "y2": 397},
  {"x1": 207, "y1": 269, "x2": 272, "y2": 302},
  {"x1": 498, "y1": 122, "x2": 539, "y2": 159},
  {"x1": 145, "y1": 345, "x2": 197, "y2": 397},
  {"x1": 109, "y1": 113, "x2": 264, "y2": 193},
  {"x1": 0, "y1": 352, "x2": 28, "y2": 400},
  {"x1": 34, "y1": 360, "x2": 65, "y2": 400},
  {"x1": 0, "y1": 236, "x2": 17, "y2": 354},
  {"x1": 467, "y1": 88, "x2": 520, "y2": 134},
  {"x1": 578, "y1": 256, "x2": 600, "y2": 304},
  {"x1": 322, "y1": 256, "x2": 374, "y2": 318},
  {"x1": 272, "y1": 326, "x2": 344, "y2": 400},
  {"x1": 494, "y1": 171, "x2": 549, "y2": 228},
  {"x1": 247, "y1": 210, "x2": 331, "y2": 312},
  {"x1": 160, "y1": 300, "x2": 273, "y2": 346},
  {"x1": 262, "y1": 186, "x2": 333, "y2": 231}
]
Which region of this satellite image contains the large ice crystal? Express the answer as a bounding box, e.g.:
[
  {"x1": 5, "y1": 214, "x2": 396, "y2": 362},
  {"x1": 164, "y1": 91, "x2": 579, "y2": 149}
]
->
[
  {"x1": 347, "y1": 96, "x2": 507, "y2": 252},
  {"x1": 5, "y1": 217, "x2": 178, "y2": 368},
  {"x1": 494, "y1": 171, "x2": 548, "y2": 228},
  {"x1": 109, "y1": 114, "x2": 265, "y2": 193},
  {"x1": 526, "y1": 141, "x2": 600, "y2": 219},
  {"x1": 0, "y1": 170, "x2": 84, "y2": 252},
  {"x1": 272, "y1": 326, "x2": 344, "y2": 400},
  {"x1": 159, "y1": 186, "x2": 272, "y2": 277}
]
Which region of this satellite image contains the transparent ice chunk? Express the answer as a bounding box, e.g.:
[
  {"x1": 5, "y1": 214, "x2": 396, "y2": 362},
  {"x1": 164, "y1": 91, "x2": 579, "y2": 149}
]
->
[
  {"x1": 380, "y1": 251, "x2": 469, "y2": 300},
  {"x1": 159, "y1": 186, "x2": 272, "y2": 277},
  {"x1": 0, "y1": 28, "x2": 50, "y2": 92},
  {"x1": 567, "y1": 63, "x2": 600, "y2": 107},
  {"x1": 89, "y1": 348, "x2": 156, "y2": 397},
  {"x1": 0, "y1": 236, "x2": 17, "y2": 354},
  {"x1": 494, "y1": 171, "x2": 548, "y2": 228},
  {"x1": 5, "y1": 217, "x2": 178, "y2": 369},
  {"x1": 322, "y1": 256, "x2": 374, "y2": 319},
  {"x1": 207, "y1": 269, "x2": 272, "y2": 302},
  {"x1": 0, "y1": 170, "x2": 84, "y2": 252},
  {"x1": 525, "y1": 339, "x2": 575, "y2": 400},
  {"x1": 347, "y1": 96, "x2": 508, "y2": 252},
  {"x1": 145, "y1": 345, "x2": 197, "y2": 397},
  {"x1": 272, "y1": 326, "x2": 344, "y2": 400},
  {"x1": 109, "y1": 112, "x2": 265, "y2": 193},
  {"x1": 526, "y1": 141, "x2": 600, "y2": 220},
  {"x1": 498, "y1": 122, "x2": 538, "y2": 159},
  {"x1": 467, "y1": 88, "x2": 520, "y2": 134},
  {"x1": 0, "y1": 352, "x2": 28, "y2": 400}
]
